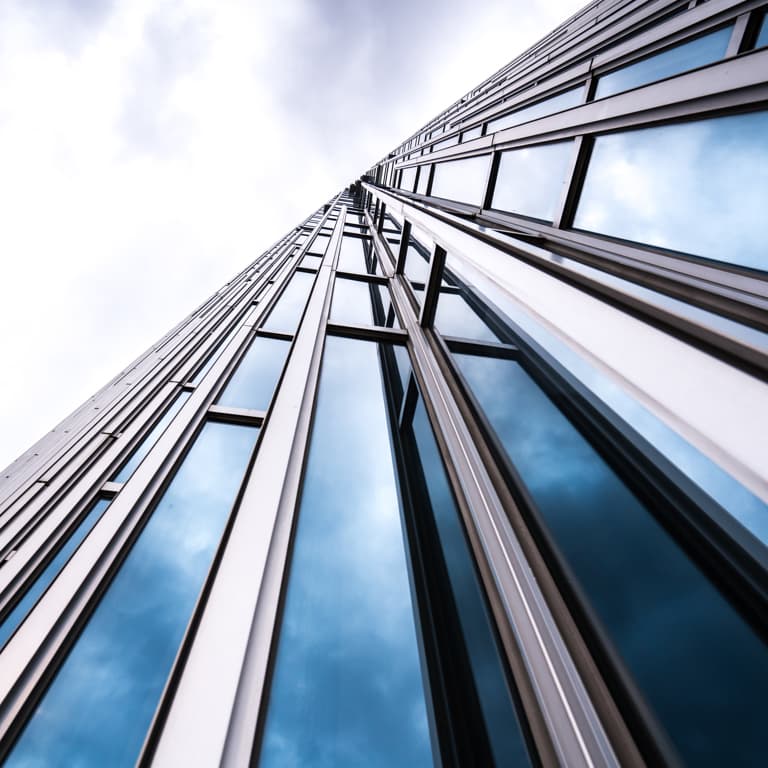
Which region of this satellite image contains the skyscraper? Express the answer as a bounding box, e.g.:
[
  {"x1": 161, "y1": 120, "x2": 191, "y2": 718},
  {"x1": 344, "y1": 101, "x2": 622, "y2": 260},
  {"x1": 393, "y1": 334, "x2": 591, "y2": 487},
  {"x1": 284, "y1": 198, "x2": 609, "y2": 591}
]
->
[{"x1": 0, "y1": 0, "x2": 766, "y2": 765}]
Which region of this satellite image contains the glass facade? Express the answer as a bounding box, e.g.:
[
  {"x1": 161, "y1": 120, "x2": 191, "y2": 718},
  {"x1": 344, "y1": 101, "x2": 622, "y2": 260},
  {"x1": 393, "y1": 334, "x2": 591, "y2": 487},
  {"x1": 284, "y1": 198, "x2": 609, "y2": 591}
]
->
[
  {"x1": 574, "y1": 111, "x2": 768, "y2": 270},
  {"x1": 1, "y1": 3, "x2": 766, "y2": 766},
  {"x1": 594, "y1": 25, "x2": 732, "y2": 99},
  {"x1": 491, "y1": 140, "x2": 574, "y2": 221},
  {"x1": 6, "y1": 421, "x2": 259, "y2": 767}
]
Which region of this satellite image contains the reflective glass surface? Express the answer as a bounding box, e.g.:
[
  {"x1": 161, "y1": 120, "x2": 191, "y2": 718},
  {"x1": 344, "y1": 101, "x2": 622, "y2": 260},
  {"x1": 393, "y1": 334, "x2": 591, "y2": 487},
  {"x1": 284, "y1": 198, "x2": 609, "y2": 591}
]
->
[
  {"x1": 330, "y1": 277, "x2": 373, "y2": 325},
  {"x1": 217, "y1": 335, "x2": 290, "y2": 411},
  {"x1": 400, "y1": 165, "x2": 417, "y2": 191},
  {"x1": 491, "y1": 140, "x2": 573, "y2": 221},
  {"x1": 301, "y1": 253, "x2": 322, "y2": 269},
  {"x1": 462, "y1": 126, "x2": 483, "y2": 142},
  {"x1": 455, "y1": 353, "x2": 768, "y2": 766},
  {"x1": 336, "y1": 236, "x2": 367, "y2": 273},
  {"x1": 574, "y1": 111, "x2": 768, "y2": 270},
  {"x1": 416, "y1": 164, "x2": 431, "y2": 195},
  {"x1": 113, "y1": 392, "x2": 190, "y2": 483},
  {"x1": 258, "y1": 336, "x2": 433, "y2": 767},
  {"x1": 486, "y1": 86, "x2": 582, "y2": 134},
  {"x1": 400, "y1": 390, "x2": 532, "y2": 767},
  {"x1": 0, "y1": 499, "x2": 111, "y2": 650},
  {"x1": 435, "y1": 291, "x2": 499, "y2": 342},
  {"x1": 430, "y1": 154, "x2": 491, "y2": 205},
  {"x1": 403, "y1": 227, "x2": 433, "y2": 287},
  {"x1": 262, "y1": 270, "x2": 315, "y2": 332},
  {"x1": 595, "y1": 26, "x2": 732, "y2": 99},
  {"x1": 7, "y1": 421, "x2": 258, "y2": 768},
  {"x1": 308, "y1": 234, "x2": 330, "y2": 255},
  {"x1": 756, "y1": 12, "x2": 768, "y2": 48}
]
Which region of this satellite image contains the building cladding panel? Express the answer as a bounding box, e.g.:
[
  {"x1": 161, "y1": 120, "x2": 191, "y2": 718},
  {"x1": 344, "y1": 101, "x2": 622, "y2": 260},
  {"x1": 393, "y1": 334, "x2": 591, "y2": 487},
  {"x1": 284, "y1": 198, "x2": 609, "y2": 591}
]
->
[{"x1": 0, "y1": 0, "x2": 766, "y2": 765}]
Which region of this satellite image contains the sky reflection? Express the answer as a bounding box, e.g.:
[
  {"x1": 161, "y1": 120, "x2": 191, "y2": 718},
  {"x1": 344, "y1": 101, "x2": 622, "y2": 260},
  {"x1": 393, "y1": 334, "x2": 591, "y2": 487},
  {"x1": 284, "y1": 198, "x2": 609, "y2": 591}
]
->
[
  {"x1": 455, "y1": 353, "x2": 768, "y2": 766},
  {"x1": 258, "y1": 336, "x2": 433, "y2": 768},
  {"x1": 6, "y1": 421, "x2": 258, "y2": 768},
  {"x1": 574, "y1": 110, "x2": 768, "y2": 271}
]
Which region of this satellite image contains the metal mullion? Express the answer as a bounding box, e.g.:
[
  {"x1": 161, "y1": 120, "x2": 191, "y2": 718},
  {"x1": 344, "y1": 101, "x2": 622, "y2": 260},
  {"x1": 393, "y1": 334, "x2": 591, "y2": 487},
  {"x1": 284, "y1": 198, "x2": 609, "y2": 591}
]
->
[
  {"x1": 0, "y1": 198, "x2": 343, "y2": 756},
  {"x1": 395, "y1": 220, "x2": 412, "y2": 275},
  {"x1": 0, "y1": 252, "x2": 277, "y2": 511},
  {"x1": 365, "y1": 181, "x2": 768, "y2": 500},
  {"x1": 334, "y1": 270, "x2": 388, "y2": 285},
  {"x1": 0, "y1": 322, "x2": 259, "y2": 757},
  {"x1": 146, "y1": 206, "x2": 345, "y2": 768},
  {"x1": 325, "y1": 322, "x2": 408, "y2": 345},
  {"x1": 385, "y1": 261, "x2": 622, "y2": 768},
  {"x1": 491, "y1": 50, "x2": 768, "y2": 149},
  {"x1": 206, "y1": 406, "x2": 266, "y2": 427},
  {"x1": 371, "y1": 182, "x2": 768, "y2": 326},
  {"x1": 419, "y1": 245, "x2": 447, "y2": 329}
]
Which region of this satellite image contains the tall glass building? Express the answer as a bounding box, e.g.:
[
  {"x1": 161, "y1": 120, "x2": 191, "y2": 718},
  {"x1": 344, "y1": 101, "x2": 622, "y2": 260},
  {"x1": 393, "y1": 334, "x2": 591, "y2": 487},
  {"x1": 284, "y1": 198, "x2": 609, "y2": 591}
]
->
[{"x1": 0, "y1": 0, "x2": 766, "y2": 765}]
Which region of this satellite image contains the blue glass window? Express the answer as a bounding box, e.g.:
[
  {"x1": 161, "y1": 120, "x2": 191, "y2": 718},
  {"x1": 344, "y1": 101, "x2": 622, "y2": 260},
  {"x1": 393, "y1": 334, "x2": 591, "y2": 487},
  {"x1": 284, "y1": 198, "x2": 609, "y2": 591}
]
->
[
  {"x1": 595, "y1": 26, "x2": 732, "y2": 99},
  {"x1": 574, "y1": 111, "x2": 768, "y2": 271},
  {"x1": 756, "y1": 12, "x2": 768, "y2": 48},
  {"x1": 0, "y1": 499, "x2": 111, "y2": 650},
  {"x1": 435, "y1": 291, "x2": 499, "y2": 342},
  {"x1": 113, "y1": 392, "x2": 190, "y2": 483},
  {"x1": 398, "y1": 387, "x2": 533, "y2": 767},
  {"x1": 216, "y1": 335, "x2": 290, "y2": 411},
  {"x1": 454, "y1": 352, "x2": 768, "y2": 766},
  {"x1": 6, "y1": 421, "x2": 259, "y2": 768},
  {"x1": 485, "y1": 86, "x2": 582, "y2": 134},
  {"x1": 258, "y1": 337, "x2": 434, "y2": 767},
  {"x1": 262, "y1": 271, "x2": 315, "y2": 333},
  {"x1": 430, "y1": 155, "x2": 491, "y2": 205},
  {"x1": 491, "y1": 140, "x2": 573, "y2": 221}
]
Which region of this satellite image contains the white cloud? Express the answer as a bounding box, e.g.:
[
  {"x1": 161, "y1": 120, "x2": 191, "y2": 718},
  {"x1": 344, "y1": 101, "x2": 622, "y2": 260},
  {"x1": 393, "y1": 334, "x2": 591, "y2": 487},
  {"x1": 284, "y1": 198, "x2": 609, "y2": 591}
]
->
[{"x1": 0, "y1": 0, "x2": 586, "y2": 469}]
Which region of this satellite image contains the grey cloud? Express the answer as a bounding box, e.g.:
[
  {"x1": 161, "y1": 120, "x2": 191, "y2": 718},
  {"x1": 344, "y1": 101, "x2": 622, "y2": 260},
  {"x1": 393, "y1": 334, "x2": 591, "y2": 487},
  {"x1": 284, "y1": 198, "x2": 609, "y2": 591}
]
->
[
  {"x1": 5, "y1": 0, "x2": 117, "y2": 55},
  {"x1": 117, "y1": 6, "x2": 211, "y2": 155}
]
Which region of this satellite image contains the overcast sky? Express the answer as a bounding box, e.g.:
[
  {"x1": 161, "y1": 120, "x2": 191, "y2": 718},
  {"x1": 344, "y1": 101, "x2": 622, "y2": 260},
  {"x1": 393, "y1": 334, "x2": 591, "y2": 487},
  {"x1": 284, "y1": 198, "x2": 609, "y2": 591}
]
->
[{"x1": 0, "y1": 0, "x2": 586, "y2": 470}]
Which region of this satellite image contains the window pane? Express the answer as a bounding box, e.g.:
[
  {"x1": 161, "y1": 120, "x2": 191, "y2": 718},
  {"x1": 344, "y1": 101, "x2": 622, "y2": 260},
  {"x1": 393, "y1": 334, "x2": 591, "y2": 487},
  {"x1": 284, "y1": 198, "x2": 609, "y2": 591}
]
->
[
  {"x1": 595, "y1": 26, "x2": 732, "y2": 99},
  {"x1": 486, "y1": 86, "x2": 582, "y2": 134},
  {"x1": 6, "y1": 422, "x2": 259, "y2": 768},
  {"x1": 113, "y1": 392, "x2": 190, "y2": 483},
  {"x1": 492, "y1": 140, "x2": 573, "y2": 221},
  {"x1": 454, "y1": 353, "x2": 768, "y2": 766},
  {"x1": 435, "y1": 291, "x2": 499, "y2": 342},
  {"x1": 336, "y1": 236, "x2": 367, "y2": 273},
  {"x1": 756, "y1": 12, "x2": 768, "y2": 48},
  {"x1": 415, "y1": 164, "x2": 431, "y2": 195},
  {"x1": 330, "y1": 277, "x2": 373, "y2": 325},
  {"x1": 0, "y1": 499, "x2": 111, "y2": 650},
  {"x1": 462, "y1": 126, "x2": 483, "y2": 142},
  {"x1": 262, "y1": 271, "x2": 315, "y2": 332},
  {"x1": 400, "y1": 165, "x2": 416, "y2": 191},
  {"x1": 430, "y1": 155, "x2": 491, "y2": 205},
  {"x1": 308, "y1": 234, "x2": 330, "y2": 255},
  {"x1": 258, "y1": 336, "x2": 434, "y2": 767},
  {"x1": 403, "y1": 227, "x2": 433, "y2": 288},
  {"x1": 400, "y1": 390, "x2": 533, "y2": 767},
  {"x1": 574, "y1": 111, "x2": 768, "y2": 270},
  {"x1": 217, "y1": 335, "x2": 290, "y2": 410}
]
